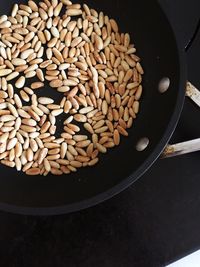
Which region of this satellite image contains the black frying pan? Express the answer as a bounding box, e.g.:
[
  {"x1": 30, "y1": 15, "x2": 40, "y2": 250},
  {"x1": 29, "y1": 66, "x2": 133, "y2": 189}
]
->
[{"x1": 0, "y1": 0, "x2": 186, "y2": 215}]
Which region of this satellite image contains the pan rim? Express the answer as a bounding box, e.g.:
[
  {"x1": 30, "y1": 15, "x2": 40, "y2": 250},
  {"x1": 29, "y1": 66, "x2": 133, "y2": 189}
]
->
[{"x1": 0, "y1": 3, "x2": 187, "y2": 216}]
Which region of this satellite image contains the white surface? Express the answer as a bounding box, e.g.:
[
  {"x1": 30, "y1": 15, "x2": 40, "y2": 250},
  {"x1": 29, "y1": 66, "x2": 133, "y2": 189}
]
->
[{"x1": 167, "y1": 249, "x2": 200, "y2": 267}]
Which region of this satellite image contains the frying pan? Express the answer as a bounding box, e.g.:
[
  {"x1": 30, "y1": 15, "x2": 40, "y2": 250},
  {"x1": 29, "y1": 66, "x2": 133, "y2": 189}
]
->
[{"x1": 0, "y1": 0, "x2": 186, "y2": 215}]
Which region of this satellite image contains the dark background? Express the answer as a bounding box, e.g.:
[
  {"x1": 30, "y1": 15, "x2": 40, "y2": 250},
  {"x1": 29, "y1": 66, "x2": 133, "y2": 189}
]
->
[{"x1": 0, "y1": 1, "x2": 200, "y2": 266}]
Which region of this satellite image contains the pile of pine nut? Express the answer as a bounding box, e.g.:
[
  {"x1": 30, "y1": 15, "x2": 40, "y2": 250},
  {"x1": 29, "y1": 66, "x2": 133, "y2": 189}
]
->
[{"x1": 0, "y1": 0, "x2": 144, "y2": 176}]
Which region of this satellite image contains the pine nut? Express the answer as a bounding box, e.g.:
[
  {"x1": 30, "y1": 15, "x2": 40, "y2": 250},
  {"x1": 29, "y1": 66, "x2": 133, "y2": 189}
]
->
[{"x1": 0, "y1": 0, "x2": 143, "y2": 176}]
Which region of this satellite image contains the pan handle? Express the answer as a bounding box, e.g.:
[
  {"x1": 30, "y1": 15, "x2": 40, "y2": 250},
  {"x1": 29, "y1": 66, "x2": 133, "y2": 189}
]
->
[
  {"x1": 161, "y1": 17, "x2": 200, "y2": 158},
  {"x1": 162, "y1": 81, "x2": 200, "y2": 158},
  {"x1": 185, "y1": 81, "x2": 200, "y2": 107},
  {"x1": 162, "y1": 138, "x2": 200, "y2": 158}
]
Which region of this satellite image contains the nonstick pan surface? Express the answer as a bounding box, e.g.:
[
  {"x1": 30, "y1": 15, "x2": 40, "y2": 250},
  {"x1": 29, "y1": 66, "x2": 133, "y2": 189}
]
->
[{"x1": 0, "y1": 0, "x2": 186, "y2": 215}]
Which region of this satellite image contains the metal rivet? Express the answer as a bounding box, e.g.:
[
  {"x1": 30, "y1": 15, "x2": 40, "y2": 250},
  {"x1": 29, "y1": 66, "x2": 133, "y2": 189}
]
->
[
  {"x1": 158, "y1": 77, "x2": 170, "y2": 93},
  {"x1": 136, "y1": 137, "x2": 149, "y2": 152}
]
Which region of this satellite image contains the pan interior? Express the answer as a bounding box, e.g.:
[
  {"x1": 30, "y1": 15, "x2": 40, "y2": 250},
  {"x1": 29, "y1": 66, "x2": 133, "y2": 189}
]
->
[{"x1": 0, "y1": 0, "x2": 185, "y2": 212}]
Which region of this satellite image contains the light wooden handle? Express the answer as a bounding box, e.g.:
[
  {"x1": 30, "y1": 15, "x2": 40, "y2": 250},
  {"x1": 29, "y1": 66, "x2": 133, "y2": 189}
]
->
[
  {"x1": 186, "y1": 81, "x2": 200, "y2": 108},
  {"x1": 162, "y1": 81, "x2": 200, "y2": 158},
  {"x1": 162, "y1": 138, "x2": 200, "y2": 158}
]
